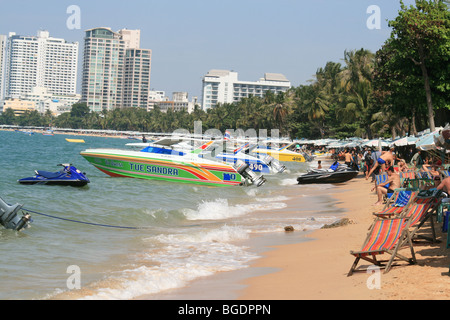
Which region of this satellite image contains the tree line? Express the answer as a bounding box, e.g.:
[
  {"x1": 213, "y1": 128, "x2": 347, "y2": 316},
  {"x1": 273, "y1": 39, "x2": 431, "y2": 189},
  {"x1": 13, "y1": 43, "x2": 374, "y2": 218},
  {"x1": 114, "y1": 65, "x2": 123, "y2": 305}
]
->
[{"x1": 1, "y1": 0, "x2": 448, "y2": 139}]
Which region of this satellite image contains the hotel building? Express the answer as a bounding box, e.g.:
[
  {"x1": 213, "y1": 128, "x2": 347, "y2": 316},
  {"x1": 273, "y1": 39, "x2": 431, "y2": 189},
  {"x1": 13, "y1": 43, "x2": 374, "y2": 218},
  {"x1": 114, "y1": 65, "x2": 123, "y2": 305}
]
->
[
  {"x1": 81, "y1": 27, "x2": 152, "y2": 112},
  {"x1": 0, "y1": 35, "x2": 6, "y2": 102},
  {"x1": 1, "y1": 30, "x2": 78, "y2": 100},
  {"x1": 201, "y1": 70, "x2": 291, "y2": 110}
]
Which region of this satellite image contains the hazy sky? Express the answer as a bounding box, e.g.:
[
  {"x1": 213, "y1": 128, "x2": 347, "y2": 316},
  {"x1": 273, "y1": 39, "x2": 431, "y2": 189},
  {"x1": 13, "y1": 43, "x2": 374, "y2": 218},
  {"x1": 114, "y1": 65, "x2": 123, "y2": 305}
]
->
[{"x1": 0, "y1": 0, "x2": 416, "y2": 100}]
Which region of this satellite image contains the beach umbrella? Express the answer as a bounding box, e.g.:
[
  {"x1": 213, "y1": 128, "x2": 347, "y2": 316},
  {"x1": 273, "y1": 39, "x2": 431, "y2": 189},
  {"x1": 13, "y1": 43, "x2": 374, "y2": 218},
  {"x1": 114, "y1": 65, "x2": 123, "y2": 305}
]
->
[
  {"x1": 362, "y1": 139, "x2": 388, "y2": 148},
  {"x1": 390, "y1": 136, "x2": 418, "y2": 147},
  {"x1": 415, "y1": 130, "x2": 441, "y2": 151}
]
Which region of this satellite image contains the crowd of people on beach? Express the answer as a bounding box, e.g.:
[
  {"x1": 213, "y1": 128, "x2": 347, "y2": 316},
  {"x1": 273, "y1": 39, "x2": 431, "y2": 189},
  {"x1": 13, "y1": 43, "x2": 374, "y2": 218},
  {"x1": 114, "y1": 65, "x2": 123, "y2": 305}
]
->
[{"x1": 324, "y1": 145, "x2": 450, "y2": 205}]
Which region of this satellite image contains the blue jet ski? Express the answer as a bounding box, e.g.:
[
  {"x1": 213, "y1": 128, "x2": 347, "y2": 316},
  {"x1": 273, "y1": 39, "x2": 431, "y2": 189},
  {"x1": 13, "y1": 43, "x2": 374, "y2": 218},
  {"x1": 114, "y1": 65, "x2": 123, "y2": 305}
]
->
[{"x1": 18, "y1": 164, "x2": 90, "y2": 187}]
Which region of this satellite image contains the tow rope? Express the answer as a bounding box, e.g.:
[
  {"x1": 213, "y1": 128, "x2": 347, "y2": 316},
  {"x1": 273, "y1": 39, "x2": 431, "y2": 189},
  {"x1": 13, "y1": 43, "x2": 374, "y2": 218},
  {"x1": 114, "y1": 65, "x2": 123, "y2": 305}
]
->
[{"x1": 22, "y1": 207, "x2": 146, "y2": 230}]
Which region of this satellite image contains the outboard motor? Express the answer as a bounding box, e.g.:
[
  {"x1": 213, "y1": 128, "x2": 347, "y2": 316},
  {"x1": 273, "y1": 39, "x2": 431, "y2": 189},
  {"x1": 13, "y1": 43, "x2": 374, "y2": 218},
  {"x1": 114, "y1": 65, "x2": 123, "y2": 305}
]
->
[
  {"x1": 233, "y1": 160, "x2": 266, "y2": 187},
  {"x1": 302, "y1": 152, "x2": 314, "y2": 162},
  {"x1": 263, "y1": 155, "x2": 286, "y2": 173},
  {"x1": 0, "y1": 197, "x2": 32, "y2": 231}
]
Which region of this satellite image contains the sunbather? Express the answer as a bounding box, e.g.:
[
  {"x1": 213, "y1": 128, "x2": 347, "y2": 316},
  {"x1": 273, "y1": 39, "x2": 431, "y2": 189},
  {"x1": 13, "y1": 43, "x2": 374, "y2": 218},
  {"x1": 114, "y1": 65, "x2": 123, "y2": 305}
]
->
[{"x1": 373, "y1": 166, "x2": 401, "y2": 205}]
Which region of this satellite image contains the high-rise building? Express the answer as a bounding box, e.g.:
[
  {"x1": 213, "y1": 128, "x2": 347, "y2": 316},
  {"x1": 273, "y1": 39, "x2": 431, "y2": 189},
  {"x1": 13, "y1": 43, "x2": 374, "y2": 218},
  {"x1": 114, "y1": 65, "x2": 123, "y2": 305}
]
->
[
  {"x1": 201, "y1": 70, "x2": 291, "y2": 110},
  {"x1": 1, "y1": 30, "x2": 78, "y2": 100},
  {"x1": 119, "y1": 29, "x2": 141, "y2": 49},
  {"x1": 81, "y1": 27, "x2": 152, "y2": 112},
  {"x1": 0, "y1": 34, "x2": 7, "y2": 102},
  {"x1": 81, "y1": 27, "x2": 125, "y2": 112},
  {"x1": 123, "y1": 48, "x2": 152, "y2": 109}
]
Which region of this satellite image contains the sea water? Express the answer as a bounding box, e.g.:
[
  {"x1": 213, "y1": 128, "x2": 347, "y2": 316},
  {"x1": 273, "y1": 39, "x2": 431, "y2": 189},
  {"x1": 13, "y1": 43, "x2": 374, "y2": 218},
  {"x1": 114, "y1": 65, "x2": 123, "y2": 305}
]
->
[{"x1": 0, "y1": 130, "x2": 343, "y2": 300}]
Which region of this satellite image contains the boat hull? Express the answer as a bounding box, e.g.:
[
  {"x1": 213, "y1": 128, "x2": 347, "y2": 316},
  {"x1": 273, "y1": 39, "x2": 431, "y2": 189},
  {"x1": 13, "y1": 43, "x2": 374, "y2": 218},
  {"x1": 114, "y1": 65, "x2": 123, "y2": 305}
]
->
[
  {"x1": 80, "y1": 149, "x2": 244, "y2": 187},
  {"x1": 252, "y1": 150, "x2": 306, "y2": 162},
  {"x1": 297, "y1": 170, "x2": 358, "y2": 184},
  {"x1": 18, "y1": 178, "x2": 89, "y2": 187}
]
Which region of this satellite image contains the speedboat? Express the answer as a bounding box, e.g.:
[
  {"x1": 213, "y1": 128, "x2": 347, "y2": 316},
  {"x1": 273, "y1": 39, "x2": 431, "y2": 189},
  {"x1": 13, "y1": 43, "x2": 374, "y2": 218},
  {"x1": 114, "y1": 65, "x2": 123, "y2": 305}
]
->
[
  {"x1": 251, "y1": 140, "x2": 313, "y2": 163},
  {"x1": 215, "y1": 143, "x2": 286, "y2": 174},
  {"x1": 297, "y1": 161, "x2": 359, "y2": 184},
  {"x1": 81, "y1": 138, "x2": 266, "y2": 187},
  {"x1": 18, "y1": 164, "x2": 90, "y2": 187}
]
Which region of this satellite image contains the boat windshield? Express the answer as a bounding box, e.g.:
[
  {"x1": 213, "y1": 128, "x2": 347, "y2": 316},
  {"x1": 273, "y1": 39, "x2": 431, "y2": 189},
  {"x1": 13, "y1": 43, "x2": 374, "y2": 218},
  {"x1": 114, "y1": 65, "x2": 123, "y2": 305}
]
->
[{"x1": 140, "y1": 146, "x2": 185, "y2": 156}]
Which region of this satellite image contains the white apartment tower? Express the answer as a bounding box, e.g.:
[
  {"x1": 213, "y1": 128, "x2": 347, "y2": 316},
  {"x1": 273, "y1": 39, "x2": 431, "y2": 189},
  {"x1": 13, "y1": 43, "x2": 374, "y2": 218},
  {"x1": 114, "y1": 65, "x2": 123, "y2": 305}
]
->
[
  {"x1": 81, "y1": 27, "x2": 152, "y2": 112},
  {"x1": 1, "y1": 30, "x2": 78, "y2": 100},
  {"x1": 201, "y1": 70, "x2": 291, "y2": 110},
  {"x1": 0, "y1": 35, "x2": 7, "y2": 102},
  {"x1": 81, "y1": 28, "x2": 125, "y2": 112}
]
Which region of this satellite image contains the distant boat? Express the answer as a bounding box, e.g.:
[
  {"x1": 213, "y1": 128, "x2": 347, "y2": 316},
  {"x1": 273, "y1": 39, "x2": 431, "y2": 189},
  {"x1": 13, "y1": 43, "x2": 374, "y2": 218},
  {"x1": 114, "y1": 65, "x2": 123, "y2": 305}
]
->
[
  {"x1": 66, "y1": 138, "x2": 85, "y2": 143},
  {"x1": 15, "y1": 130, "x2": 34, "y2": 135}
]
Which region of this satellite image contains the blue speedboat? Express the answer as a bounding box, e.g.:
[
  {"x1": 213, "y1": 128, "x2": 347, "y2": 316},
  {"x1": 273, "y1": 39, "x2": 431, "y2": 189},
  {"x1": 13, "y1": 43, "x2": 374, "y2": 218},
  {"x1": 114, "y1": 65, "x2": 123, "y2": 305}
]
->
[{"x1": 18, "y1": 164, "x2": 90, "y2": 187}]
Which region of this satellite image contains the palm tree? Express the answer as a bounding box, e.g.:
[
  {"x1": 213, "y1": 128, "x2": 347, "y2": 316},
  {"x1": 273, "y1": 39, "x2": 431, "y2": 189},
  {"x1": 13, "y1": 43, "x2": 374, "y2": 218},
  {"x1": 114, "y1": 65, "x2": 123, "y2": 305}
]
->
[
  {"x1": 301, "y1": 84, "x2": 329, "y2": 137},
  {"x1": 338, "y1": 49, "x2": 375, "y2": 138}
]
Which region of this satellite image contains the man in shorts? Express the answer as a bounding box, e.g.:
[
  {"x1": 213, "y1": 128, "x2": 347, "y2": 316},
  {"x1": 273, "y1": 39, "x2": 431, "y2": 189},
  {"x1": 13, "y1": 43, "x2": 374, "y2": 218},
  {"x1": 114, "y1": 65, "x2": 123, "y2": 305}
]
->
[
  {"x1": 366, "y1": 148, "x2": 395, "y2": 180},
  {"x1": 372, "y1": 166, "x2": 401, "y2": 205}
]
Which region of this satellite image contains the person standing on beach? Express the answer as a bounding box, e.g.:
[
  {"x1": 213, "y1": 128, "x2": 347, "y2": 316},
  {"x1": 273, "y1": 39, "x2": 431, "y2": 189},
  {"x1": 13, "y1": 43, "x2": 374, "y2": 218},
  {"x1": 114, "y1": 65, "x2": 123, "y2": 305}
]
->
[
  {"x1": 365, "y1": 148, "x2": 395, "y2": 180},
  {"x1": 372, "y1": 166, "x2": 401, "y2": 205},
  {"x1": 344, "y1": 149, "x2": 352, "y2": 167}
]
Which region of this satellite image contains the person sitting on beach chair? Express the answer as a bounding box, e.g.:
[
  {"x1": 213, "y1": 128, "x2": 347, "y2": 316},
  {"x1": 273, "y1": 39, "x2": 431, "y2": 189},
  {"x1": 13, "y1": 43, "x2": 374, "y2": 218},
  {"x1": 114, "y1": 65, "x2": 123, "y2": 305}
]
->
[{"x1": 372, "y1": 166, "x2": 401, "y2": 206}]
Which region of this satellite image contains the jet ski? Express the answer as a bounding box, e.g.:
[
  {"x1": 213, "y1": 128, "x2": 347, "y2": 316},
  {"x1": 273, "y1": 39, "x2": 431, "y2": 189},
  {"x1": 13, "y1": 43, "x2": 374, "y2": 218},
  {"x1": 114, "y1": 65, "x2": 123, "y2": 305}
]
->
[
  {"x1": 297, "y1": 161, "x2": 359, "y2": 184},
  {"x1": 18, "y1": 164, "x2": 90, "y2": 187}
]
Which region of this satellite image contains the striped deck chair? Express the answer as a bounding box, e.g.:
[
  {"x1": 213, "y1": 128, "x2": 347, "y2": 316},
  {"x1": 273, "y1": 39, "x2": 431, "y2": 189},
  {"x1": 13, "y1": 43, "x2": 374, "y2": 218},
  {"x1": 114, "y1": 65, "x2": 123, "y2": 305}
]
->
[
  {"x1": 373, "y1": 189, "x2": 419, "y2": 219},
  {"x1": 440, "y1": 169, "x2": 450, "y2": 179},
  {"x1": 400, "y1": 171, "x2": 416, "y2": 188},
  {"x1": 375, "y1": 173, "x2": 388, "y2": 185},
  {"x1": 403, "y1": 195, "x2": 440, "y2": 243},
  {"x1": 348, "y1": 217, "x2": 415, "y2": 276},
  {"x1": 373, "y1": 173, "x2": 392, "y2": 202}
]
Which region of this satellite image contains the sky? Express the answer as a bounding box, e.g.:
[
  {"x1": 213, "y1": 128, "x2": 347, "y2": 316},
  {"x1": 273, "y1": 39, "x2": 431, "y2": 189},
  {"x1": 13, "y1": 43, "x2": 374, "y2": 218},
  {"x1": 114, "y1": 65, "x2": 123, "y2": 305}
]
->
[{"x1": 0, "y1": 0, "x2": 417, "y2": 100}]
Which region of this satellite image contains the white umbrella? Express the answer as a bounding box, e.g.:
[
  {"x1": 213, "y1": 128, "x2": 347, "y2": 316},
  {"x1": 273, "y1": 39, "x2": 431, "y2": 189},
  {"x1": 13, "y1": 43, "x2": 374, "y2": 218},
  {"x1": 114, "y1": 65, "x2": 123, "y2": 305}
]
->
[
  {"x1": 415, "y1": 130, "x2": 441, "y2": 151},
  {"x1": 363, "y1": 139, "x2": 388, "y2": 148},
  {"x1": 390, "y1": 136, "x2": 418, "y2": 147}
]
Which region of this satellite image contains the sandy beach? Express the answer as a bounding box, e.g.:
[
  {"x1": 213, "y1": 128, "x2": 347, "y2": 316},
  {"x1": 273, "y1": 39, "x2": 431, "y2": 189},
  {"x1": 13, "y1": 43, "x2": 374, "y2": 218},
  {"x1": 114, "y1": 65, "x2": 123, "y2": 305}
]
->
[{"x1": 238, "y1": 174, "x2": 450, "y2": 300}]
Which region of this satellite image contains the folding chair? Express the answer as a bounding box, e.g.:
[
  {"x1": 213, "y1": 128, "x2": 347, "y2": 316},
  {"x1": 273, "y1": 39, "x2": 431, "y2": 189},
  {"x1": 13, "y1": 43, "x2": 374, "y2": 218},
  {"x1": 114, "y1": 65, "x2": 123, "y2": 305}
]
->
[
  {"x1": 373, "y1": 173, "x2": 394, "y2": 202},
  {"x1": 348, "y1": 217, "x2": 415, "y2": 276},
  {"x1": 400, "y1": 171, "x2": 416, "y2": 188},
  {"x1": 373, "y1": 189, "x2": 418, "y2": 219},
  {"x1": 440, "y1": 169, "x2": 450, "y2": 179},
  {"x1": 403, "y1": 194, "x2": 440, "y2": 243}
]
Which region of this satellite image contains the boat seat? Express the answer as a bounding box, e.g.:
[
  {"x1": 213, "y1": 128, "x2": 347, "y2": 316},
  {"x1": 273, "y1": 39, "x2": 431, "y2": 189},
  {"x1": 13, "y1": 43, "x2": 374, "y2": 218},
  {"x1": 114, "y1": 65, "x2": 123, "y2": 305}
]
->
[{"x1": 36, "y1": 170, "x2": 65, "y2": 179}]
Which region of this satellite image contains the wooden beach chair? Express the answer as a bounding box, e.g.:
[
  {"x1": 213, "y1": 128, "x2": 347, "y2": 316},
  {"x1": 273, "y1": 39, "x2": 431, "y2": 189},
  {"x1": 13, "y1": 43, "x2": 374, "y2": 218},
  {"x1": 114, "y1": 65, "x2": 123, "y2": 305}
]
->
[
  {"x1": 375, "y1": 173, "x2": 388, "y2": 186},
  {"x1": 399, "y1": 171, "x2": 416, "y2": 188},
  {"x1": 349, "y1": 192, "x2": 442, "y2": 276},
  {"x1": 373, "y1": 173, "x2": 394, "y2": 202},
  {"x1": 373, "y1": 189, "x2": 419, "y2": 219},
  {"x1": 440, "y1": 169, "x2": 450, "y2": 179},
  {"x1": 348, "y1": 217, "x2": 415, "y2": 276},
  {"x1": 403, "y1": 193, "x2": 441, "y2": 243}
]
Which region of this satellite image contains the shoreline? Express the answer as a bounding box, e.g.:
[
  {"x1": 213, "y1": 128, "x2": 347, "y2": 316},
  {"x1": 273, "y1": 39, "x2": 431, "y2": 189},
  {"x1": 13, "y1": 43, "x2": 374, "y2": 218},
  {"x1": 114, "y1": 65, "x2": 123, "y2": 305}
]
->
[
  {"x1": 136, "y1": 173, "x2": 450, "y2": 301},
  {"x1": 238, "y1": 175, "x2": 450, "y2": 300}
]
